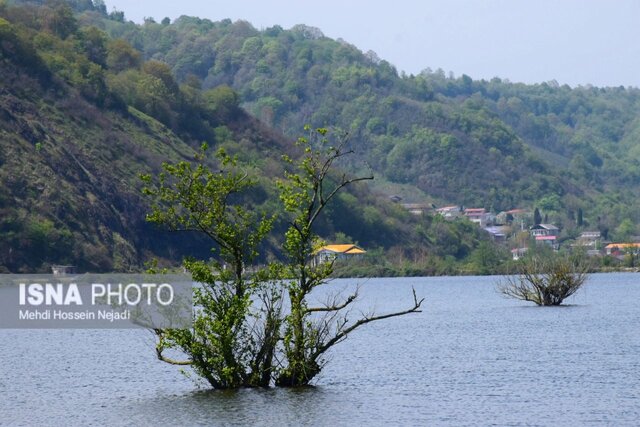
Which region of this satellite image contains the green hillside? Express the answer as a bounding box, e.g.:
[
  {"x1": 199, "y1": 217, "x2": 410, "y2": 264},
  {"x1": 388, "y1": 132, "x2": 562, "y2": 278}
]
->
[
  {"x1": 98, "y1": 12, "x2": 640, "y2": 238},
  {"x1": 0, "y1": 1, "x2": 497, "y2": 273}
]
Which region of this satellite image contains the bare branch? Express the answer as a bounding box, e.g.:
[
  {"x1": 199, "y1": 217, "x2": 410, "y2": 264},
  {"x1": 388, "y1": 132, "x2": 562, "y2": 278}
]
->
[
  {"x1": 312, "y1": 288, "x2": 423, "y2": 359},
  {"x1": 156, "y1": 348, "x2": 193, "y2": 366},
  {"x1": 154, "y1": 329, "x2": 193, "y2": 366},
  {"x1": 305, "y1": 292, "x2": 357, "y2": 313},
  {"x1": 309, "y1": 174, "x2": 374, "y2": 227},
  {"x1": 498, "y1": 254, "x2": 589, "y2": 306}
]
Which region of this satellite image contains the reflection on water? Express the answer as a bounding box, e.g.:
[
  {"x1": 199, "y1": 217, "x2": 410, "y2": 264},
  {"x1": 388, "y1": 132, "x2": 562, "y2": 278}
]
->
[{"x1": 1, "y1": 273, "x2": 639, "y2": 426}]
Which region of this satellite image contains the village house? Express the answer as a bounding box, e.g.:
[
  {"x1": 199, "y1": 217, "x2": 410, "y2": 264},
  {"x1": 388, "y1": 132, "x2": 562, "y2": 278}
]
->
[
  {"x1": 464, "y1": 208, "x2": 490, "y2": 227},
  {"x1": 580, "y1": 231, "x2": 601, "y2": 240},
  {"x1": 435, "y1": 205, "x2": 463, "y2": 220},
  {"x1": 530, "y1": 224, "x2": 560, "y2": 250},
  {"x1": 511, "y1": 247, "x2": 528, "y2": 260},
  {"x1": 312, "y1": 244, "x2": 366, "y2": 267},
  {"x1": 401, "y1": 203, "x2": 432, "y2": 216},
  {"x1": 484, "y1": 225, "x2": 508, "y2": 243},
  {"x1": 496, "y1": 209, "x2": 531, "y2": 227},
  {"x1": 51, "y1": 265, "x2": 76, "y2": 275},
  {"x1": 530, "y1": 224, "x2": 560, "y2": 237},
  {"x1": 576, "y1": 231, "x2": 602, "y2": 248},
  {"x1": 567, "y1": 231, "x2": 603, "y2": 257}
]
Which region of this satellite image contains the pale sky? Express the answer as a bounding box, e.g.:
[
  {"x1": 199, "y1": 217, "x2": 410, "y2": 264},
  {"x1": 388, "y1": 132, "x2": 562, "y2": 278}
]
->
[{"x1": 108, "y1": 0, "x2": 640, "y2": 88}]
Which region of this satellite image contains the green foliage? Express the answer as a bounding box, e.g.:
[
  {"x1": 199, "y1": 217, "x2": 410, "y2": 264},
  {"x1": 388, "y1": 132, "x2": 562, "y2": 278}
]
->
[
  {"x1": 106, "y1": 38, "x2": 141, "y2": 72},
  {"x1": 202, "y1": 85, "x2": 240, "y2": 120},
  {"x1": 104, "y1": 15, "x2": 640, "y2": 230},
  {"x1": 45, "y1": 1, "x2": 77, "y2": 39},
  {"x1": 0, "y1": 17, "x2": 49, "y2": 77},
  {"x1": 142, "y1": 145, "x2": 274, "y2": 271},
  {"x1": 536, "y1": 194, "x2": 562, "y2": 212},
  {"x1": 76, "y1": 26, "x2": 107, "y2": 65},
  {"x1": 612, "y1": 218, "x2": 635, "y2": 243},
  {"x1": 142, "y1": 145, "x2": 279, "y2": 388},
  {"x1": 0, "y1": 211, "x2": 74, "y2": 272},
  {"x1": 467, "y1": 241, "x2": 509, "y2": 275},
  {"x1": 275, "y1": 126, "x2": 421, "y2": 386},
  {"x1": 142, "y1": 60, "x2": 179, "y2": 94},
  {"x1": 142, "y1": 126, "x2": 421, "y2": 389}
]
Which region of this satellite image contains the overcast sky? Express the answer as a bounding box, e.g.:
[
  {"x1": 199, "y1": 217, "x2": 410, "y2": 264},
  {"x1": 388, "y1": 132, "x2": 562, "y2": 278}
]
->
[{"x1": 108, "y1": 0, "x2": 640, "y2": 88}]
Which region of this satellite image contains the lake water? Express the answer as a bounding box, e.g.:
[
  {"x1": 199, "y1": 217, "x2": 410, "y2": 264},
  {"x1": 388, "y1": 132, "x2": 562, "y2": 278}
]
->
[{"x1": 1, "y1": 273, "x2": 639, "y2": 426}]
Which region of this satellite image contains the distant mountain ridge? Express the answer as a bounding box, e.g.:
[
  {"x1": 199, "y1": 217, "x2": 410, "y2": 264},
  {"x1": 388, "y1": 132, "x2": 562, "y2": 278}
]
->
[{"x1": 98, "y1": 12, "x2": 640, "y2": 237}]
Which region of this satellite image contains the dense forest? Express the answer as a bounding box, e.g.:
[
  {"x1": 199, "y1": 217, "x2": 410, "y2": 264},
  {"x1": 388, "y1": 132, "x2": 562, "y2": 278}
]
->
[
  {"x1": 95, "y1": 10, "x2": 640, "y2": 232},
  {"x1": 0, "y1": 0, "x2": 497, "y2": 274}
]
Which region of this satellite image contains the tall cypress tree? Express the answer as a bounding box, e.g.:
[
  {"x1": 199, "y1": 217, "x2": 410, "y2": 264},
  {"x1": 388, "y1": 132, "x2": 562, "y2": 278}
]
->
[
  {"x1": 533, "y1": 207, "x2": 542, "y2": 225},
  {"x1": 577, "y1": 208, "x2": 584, "y2": 227}
]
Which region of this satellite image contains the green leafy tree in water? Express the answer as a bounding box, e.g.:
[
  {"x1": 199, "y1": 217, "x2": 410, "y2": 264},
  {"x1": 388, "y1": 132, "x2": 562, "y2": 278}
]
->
[
  {"x1": 141, "y1": 145, "x2": 281, "y2": 388},
  {"x1": 275, "y1": 126, "x2": 423, "y2": 387},
  {"x1": 142, "y1": 128, "x2": 423, "y2": 389}
]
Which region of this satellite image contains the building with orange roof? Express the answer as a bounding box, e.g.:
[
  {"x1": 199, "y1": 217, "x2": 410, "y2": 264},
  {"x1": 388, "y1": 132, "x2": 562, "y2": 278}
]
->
[
  {"x1": 312, "y1": 244, "x2": 366, "y2": 266},
  {"x1": 605, "y1": 243, "x2": 640, "y2": 257}
]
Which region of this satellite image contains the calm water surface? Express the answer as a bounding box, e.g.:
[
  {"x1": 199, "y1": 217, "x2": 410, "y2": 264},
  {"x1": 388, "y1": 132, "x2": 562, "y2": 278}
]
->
[{"x1": 1, "y1": 273, "x2": 639, "y2": 426}]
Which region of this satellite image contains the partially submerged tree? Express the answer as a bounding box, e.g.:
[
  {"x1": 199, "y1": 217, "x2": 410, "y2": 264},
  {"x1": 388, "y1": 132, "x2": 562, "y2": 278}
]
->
[
  {"x1": 141, "y1": 145, "x2": 280, "y2": 388},
  {"x1": 142, "y1": 127, "x2": 423, "y2": 389},
  {"x1": 498, "y1": 252, "x2": 590, "y2": 306},
  {"x1": 275, "y1": 126, "x2": 423, "y2": 386}
]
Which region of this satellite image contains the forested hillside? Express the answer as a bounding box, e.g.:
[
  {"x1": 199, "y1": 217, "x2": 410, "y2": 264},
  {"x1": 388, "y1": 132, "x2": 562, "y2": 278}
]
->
[
  {"x1": 0, "y1": 0, "x2": 496, "y2": 273},
  {"x1": 95, "y1": 11, "x2": 640, "y2": 239}
]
